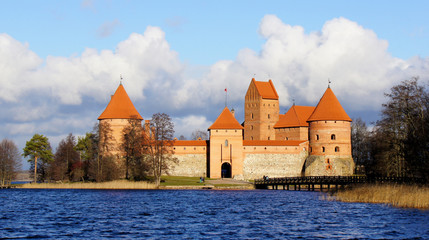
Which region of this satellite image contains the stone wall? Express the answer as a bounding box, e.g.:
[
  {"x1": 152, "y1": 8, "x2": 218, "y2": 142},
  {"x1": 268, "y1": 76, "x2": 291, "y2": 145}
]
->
[
  {"x1": 169, "y1": 153, "x2": 207, "y2": 177},
  {"x1": 242, "y1": 151, "x2": 308, "y2": 180},
  {"x1": 304, "y1": 155, "x2": 354, "y2": 176}
]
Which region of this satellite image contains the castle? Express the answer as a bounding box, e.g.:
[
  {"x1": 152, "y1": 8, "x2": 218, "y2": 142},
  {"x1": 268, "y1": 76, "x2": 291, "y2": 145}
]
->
[{"x1": 98, "y1": 78, "x2": 354, "y2": 180}]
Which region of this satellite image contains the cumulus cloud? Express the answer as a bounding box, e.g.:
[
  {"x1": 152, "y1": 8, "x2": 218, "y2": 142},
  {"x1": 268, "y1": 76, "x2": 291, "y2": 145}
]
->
[
  {"x1": 173, "y1": 15, "x2": 429, "y2": 113},
  {"x1": 2, "y1": 14, "x2": 429, "y2": 162}
]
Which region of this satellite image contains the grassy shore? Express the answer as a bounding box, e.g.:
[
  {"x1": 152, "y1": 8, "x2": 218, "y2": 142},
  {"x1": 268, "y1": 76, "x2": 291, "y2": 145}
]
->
[
  {"x1": 333, "y1": 184, "x2": 429, "y2": 209},
  {"x1": 18, "y1": 180, "x2": 158, "y2": 189}
]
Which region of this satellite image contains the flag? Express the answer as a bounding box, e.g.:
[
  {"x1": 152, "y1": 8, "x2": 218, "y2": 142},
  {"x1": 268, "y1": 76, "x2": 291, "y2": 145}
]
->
[{"x1": 225, "y1": 88, "x2": 227, "y2": 92}]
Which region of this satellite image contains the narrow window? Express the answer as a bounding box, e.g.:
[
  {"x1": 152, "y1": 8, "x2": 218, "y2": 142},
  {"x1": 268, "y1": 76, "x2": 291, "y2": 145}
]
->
[
  {"x1": 268, "y1": 114, "x2": 270, "y2": 119},
  {"x1": 316, "y1": 135, "x2": 319, "y2": 140},
  {"x1": 322, "y1": 147, "x2": 325, "y2": 152},
  {"x1": 251, "y1": 125, "x2": 253, "y2": 130},
  {"x1": 268, "y1": 125, "x2": 270, "y2": 130},
  {"x1": 225, "y1": 139, "x2": 228, "y2": 147},
  {"x1": 268, "y1": 137, "x2": 270, "y2": 140},
  {"x1": 251, "y1": 113, "x2": 254, "y2": 119},
  {"x1": 335, "y1": 146, "x2": 340, "y2": 152},
  {"x1": 251, "y1": 136, "x2": 253, "y2": 140},
  {"x1": 331, "y1": 134, "x2": 336, "y2": 140}
]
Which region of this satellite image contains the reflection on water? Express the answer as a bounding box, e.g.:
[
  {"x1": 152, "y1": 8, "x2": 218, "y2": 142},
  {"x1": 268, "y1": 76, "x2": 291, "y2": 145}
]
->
[{"x1": 1, "y1": 189, "x2": 428, "y2": 239}]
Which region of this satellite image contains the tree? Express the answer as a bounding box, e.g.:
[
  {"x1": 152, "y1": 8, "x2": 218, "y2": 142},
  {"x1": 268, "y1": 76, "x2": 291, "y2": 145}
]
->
[
  {"x1": 50, "y1": 134, "x2": 80, "y2": 181},
  {"x1": 144, "y1": 113, "x2": 178, "y2": 186},
  {"x1": 351, "y1": 118, "x2": 371, "y2": 174},
  {"x1": 371, "y1": 77, "x2": 429, "y2": 178},
  {"x1": 191, "y1": 129, "x2": 208, "y2": 140},
  {"x1": 94, "y1": 121, "x2": 119, "y2": 181},
  {"x1": 23, "y1": 134, "x2": 54, "y2": 183},
  {"x1": 178, "y1": 135, "x2": 186, "y2": 140},
  {"x1": 75, "y1": 132, "x2": 98, "y2": 181},
  {"x1": 122, "y1": 119, "x2": 147, "y2": 180},
  {"x1": 0, "y1": 139, "x2": 22, "y2": 186}
]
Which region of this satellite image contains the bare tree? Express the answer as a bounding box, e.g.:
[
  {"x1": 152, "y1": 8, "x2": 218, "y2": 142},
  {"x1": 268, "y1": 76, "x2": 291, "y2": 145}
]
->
[
  {"x1": 351, "y1": 118, "x2": 371, "y2": 174},
  {"x1": 191, "y1": 129, "x2": 208, "y2": 140},
  {"x1": 95, "y1": 121, "x2": 119, "y2": 181},
  {"x1": 0, "y1": 139, "x2": 22, "y2": 186},
  {"x1": 144, "y1": 113, "x2": 178, "y2": 186},
  {"x1": 122, "y1": 119, "x2": 147, "y2": 180},
  {"x1": 371, "y1": 77, "x2": 429, "y2": 178},
  {"x1": 49, "y1": 134, "x2": 80, "y2": 181}
]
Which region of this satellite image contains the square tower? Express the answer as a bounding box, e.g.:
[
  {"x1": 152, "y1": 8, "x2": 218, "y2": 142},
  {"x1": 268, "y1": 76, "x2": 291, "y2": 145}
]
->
[{"x1": 244, "y1": 78, "x2": 279, "y2": 140}]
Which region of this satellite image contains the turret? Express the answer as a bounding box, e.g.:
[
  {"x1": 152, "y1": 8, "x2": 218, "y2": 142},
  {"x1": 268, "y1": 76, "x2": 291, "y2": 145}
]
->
[
  {"x1": 305, "y1": 87, "x2": 354, "y2": 176},
  {"x1": 98, "y1": 83, "x2": 143, "y2": 177}
]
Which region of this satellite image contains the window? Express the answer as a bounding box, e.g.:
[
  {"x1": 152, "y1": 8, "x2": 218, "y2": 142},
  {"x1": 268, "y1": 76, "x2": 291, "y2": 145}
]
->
[
  {"x1": 335, "y1": 146, "x2": 340, "y2": 152},
  {"x1": 331, "y1": 134, "x2": 336, "y2": 140},
  {"x1": 251, "y1": 113, "x2": 254, "y2": 119},
  {"x1": 268, "y1": 114, "x2": 270, "y2": 119},
  {"x1": 251, "y1": 136, "x2": 253, "y2": 140},
  {"x1": 322, "y1": 147, "x2": 325, "y2": 152},
  {"x1": 225, "y1": 139, "x2": 228, "y2": 147},
  {"x1": 268, "y1": 125, "x2": 270, "y2": 130},
  {"x1": 316, "y1": 135, "x2": 319, "y2": 140},
  {"x1": 251, "y1": 125, "x2": 253, "y2": 130},
  {"x1": 268, "y1": 137, "x2": 270, "y2": 140}
]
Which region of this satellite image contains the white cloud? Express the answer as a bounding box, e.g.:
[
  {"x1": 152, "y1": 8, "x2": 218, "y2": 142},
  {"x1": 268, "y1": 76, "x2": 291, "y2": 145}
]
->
[
  {"x1": 2, "y1": 14, "x2": 429, "y2": 162},
  {"x1": 172, "y1": 15, "x2": 429, "y2": 112}
]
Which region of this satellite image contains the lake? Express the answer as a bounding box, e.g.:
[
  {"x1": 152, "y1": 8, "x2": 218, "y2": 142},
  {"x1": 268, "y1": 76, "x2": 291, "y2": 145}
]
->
[{"x1": 1, "y1": 189, "x2": 428, "y2": 239}]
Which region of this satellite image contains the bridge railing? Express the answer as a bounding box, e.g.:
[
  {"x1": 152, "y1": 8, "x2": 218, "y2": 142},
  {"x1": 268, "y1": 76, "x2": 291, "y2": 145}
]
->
[{"x1": 254, "y1": 176, "x2": 426, "y2": 186}]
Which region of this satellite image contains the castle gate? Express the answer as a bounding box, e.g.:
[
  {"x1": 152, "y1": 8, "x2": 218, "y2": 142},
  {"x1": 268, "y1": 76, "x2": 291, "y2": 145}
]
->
[{"x1": 221, "y1": 162, "x2": 232, "y2": 178}]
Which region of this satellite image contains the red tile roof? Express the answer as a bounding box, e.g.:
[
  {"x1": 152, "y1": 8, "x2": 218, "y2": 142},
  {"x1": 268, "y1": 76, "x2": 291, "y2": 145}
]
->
[
  {"x1": 274, "y1": 105, "x2": 315, "y2": 128},
  {"x1": 98, "y1": 84, "x2": 143, "y2": 120},
  {"x1": 208, "y1": 107, "x2": 244, "y2": 130},
  {"x1": 243, "y1": 140, "x2": 306, "y2": 146},
  {"x1": 307, "y1": 87, "x2": 351, "y2": 122},
  {"x1": 253, "y1": 78, "x2": 279, "y2": 100},
  {"x1": 173, "y1": 140, "x2": 208, "y2": 146}
]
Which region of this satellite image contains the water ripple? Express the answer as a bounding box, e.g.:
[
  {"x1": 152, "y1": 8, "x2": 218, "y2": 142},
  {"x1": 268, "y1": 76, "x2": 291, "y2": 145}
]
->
[{"x1": 1, "y1": 189, "x2": 428, "y2": 239}]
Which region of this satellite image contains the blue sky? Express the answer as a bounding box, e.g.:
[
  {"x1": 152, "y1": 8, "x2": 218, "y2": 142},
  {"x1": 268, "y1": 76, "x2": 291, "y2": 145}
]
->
[{"x1": 1, "y1": 0, "x2": 429, "y2": 167}]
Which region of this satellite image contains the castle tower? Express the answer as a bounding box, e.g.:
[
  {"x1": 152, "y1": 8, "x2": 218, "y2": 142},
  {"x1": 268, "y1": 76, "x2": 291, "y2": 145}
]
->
[
  {"x1": 98, "y1": 83, "x2": 143, "y2": 176},
  {"x1": 208, "y1": 107, "x2": 244, "y2": 179},
  {"x1": 274, "y1": 105, "x2": 315, "y2": 141},
  {"x1": 244, "y1": 78, "x2": 279, "y2": 140},
  {"x1": 305, "y1": 87, "x2": 354, "y2": 176}
]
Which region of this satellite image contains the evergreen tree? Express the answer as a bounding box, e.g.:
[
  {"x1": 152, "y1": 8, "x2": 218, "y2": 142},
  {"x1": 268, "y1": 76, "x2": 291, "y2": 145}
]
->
[{"x1": 23, "y1": 134, "x2": 54, "y2": 183}]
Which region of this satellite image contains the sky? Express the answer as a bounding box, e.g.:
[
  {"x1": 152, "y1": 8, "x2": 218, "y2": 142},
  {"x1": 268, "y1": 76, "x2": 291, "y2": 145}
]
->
[{"x1": 1, "y1": 0, "x2": 429, "y2": 168}]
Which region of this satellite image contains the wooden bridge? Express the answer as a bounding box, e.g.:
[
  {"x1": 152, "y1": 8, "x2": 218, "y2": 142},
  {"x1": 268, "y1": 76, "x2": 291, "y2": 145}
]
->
[{"x1": 254, "y1": 176, "x2": 425, "y2": 191}]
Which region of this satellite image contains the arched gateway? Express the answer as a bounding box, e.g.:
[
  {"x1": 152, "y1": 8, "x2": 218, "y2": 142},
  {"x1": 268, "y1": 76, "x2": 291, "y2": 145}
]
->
[{"x1": 221, "y1": 162, "x2": 232, "y2": 178}]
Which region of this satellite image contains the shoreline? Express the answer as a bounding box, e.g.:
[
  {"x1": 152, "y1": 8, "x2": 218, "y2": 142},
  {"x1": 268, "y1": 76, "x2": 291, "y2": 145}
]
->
[{"x1": 13, "y1": 179, "x2": 255, "y2": 190}]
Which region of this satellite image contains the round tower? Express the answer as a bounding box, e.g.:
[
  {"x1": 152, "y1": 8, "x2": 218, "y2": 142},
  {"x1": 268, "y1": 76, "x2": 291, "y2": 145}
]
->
[
  {"x1": 98, "y1": 83, "x2": 143, "y2": 178},
  {"x1": 305, "y1": 87, "x2": 354, "y2": 176}
]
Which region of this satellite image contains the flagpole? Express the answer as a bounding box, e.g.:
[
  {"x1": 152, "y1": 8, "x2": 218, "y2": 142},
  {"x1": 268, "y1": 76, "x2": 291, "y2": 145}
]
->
[{"x1": 225, "y1": 88, "x2": 227, "y2": 108}]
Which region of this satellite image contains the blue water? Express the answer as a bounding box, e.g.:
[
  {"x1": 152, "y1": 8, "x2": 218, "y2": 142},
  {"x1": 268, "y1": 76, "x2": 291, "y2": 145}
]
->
[{"x1": 1, "y1": 189, "x2": 428, "y2": 239}]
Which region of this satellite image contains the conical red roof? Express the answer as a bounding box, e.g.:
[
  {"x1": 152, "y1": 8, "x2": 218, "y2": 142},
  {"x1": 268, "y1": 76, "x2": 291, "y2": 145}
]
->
[
  {"x1": 208, "y1": 107, "x2": 244, "y2": 130},
  {"x1": 307, "y1": 87, "x2": 351, "y2": 122},
  {"x1": 274, "y1": 105, "x2": 315, "y2": 128},
  {"x1": 98, "y1": 84, "x2": 143, "y2": 120}
]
